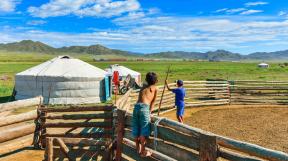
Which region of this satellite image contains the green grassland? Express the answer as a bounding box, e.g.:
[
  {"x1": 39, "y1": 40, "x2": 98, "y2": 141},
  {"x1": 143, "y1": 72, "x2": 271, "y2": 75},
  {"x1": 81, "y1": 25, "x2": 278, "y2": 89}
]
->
[{"x1": 1, "y1": 53, "x2": 288, "y2": 102}]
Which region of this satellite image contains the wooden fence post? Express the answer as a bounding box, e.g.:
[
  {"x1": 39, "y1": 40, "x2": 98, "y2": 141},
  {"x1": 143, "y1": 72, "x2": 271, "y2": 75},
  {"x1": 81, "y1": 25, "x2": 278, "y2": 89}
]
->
[
  {"x1": 46, "y1": 137, "x2": 54, "y2": 161},
  {"x1": 199, "y1": 133, "x2": 217, "y2": 161},
  {"x1": 40, "y1": 106, "x2": 47, "y2": 148},
  {"x1": 115, "y1": 110, "x2": 126, "y2": 161}
]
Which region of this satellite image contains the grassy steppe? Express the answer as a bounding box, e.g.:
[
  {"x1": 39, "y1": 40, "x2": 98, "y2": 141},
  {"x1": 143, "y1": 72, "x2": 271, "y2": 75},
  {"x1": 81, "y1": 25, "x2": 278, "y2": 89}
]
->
[{"x1": 1, "y1": 53, "x2": 288, "y2": 102}]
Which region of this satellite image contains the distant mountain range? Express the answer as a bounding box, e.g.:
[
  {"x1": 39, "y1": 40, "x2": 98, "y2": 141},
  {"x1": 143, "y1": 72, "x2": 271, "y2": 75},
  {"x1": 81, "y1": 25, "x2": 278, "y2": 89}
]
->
[
  {"x1": 0, "y1": 40, "x2": 132, "y2": 56},
  {"x1": 1, "y1": 40, "x2": 288, "y2": 61}
]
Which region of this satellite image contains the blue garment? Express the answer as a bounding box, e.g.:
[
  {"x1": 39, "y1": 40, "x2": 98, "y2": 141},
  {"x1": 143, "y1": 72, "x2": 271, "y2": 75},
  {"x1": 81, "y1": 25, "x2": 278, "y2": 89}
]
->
[
  {"x1": 172, "y1": 87, "x2": 186, "y2": 107},
  {"x1": 132, "y1": 103, "x2": 151, "y2": 137},
  {"x1": 172, "y1": 87, "x2": 186, "y2": 116},
  {"x1": 176, "y1": 106, "x2": 184, "y2": 116}
]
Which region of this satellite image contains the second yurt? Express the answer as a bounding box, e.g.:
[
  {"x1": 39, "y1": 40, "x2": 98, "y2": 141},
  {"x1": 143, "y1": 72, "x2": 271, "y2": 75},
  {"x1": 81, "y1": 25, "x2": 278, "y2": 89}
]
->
[
  {"x1": 15, "y1": 56, "x2": 111, "y2": 104},
  {"x1": 106, "y1": 64, "x2": 141, "y2": 84}
]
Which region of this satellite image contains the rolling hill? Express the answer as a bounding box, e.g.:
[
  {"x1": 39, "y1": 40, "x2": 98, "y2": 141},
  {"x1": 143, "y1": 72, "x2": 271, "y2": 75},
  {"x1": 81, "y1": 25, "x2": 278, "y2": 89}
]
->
[
  {"x1": 0, "y1": 40, "x2": 288, "y2": 61},
  {"x1": 0, "y1": 40, "x2": 132, "y2": 56}
]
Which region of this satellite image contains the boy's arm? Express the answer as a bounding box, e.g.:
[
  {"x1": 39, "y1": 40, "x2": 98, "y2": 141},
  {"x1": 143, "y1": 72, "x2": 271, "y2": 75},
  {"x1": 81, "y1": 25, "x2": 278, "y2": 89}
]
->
[
  {"x1": 150, "y1": 88, "x2": 158, "y2": 112},
  {"x1": 165, "y1": 80, "x2": 172, "y2": 91}
]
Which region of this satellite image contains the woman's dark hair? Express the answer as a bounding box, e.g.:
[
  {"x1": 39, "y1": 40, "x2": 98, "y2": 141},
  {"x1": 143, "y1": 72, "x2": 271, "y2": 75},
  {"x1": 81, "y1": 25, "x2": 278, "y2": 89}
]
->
[{"x1": 145, "y1": 72, "x2": 158, "y2": 85}]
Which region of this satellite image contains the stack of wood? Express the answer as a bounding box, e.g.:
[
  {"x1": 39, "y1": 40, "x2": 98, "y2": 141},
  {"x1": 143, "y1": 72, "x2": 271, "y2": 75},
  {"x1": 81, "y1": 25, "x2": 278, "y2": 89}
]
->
[{"x1": 0, "y1": 96, "x2": 42, "y2": 155}]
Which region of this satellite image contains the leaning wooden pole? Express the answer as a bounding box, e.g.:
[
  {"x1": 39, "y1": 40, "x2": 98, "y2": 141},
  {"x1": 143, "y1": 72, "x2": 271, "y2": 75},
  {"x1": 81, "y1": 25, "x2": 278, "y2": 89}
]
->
[{"x1": 158, "y1": 65, "x2": 171, "y2": 116}]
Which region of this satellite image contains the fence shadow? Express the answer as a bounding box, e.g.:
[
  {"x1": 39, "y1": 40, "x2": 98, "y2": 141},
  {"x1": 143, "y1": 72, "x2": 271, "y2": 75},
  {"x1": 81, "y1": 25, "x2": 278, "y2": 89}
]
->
[{"x1": 0, "y1": 146, "x2": 38, "y2": 158}]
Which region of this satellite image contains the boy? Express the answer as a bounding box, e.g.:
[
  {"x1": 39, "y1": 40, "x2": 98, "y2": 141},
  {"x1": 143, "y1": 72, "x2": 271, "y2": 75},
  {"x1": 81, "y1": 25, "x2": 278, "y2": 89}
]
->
[
  {"x1": 132, "y1": 72, "x2": 158, "y2": 157},
  {"x1": 165, "y1": 80, "x2": 186, "y2": 123}
]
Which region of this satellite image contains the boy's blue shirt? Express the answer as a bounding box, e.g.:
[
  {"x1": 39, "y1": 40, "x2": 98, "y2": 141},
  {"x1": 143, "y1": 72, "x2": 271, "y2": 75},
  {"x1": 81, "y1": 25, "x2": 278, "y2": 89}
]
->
[{"x1": 172, "y1": 87, "x2": 186, "y2": 107}]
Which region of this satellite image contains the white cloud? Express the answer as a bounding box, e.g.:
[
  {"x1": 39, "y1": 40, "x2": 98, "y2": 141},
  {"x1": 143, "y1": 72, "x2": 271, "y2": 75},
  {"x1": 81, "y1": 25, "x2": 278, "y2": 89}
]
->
[
  {"x1": 245, "y1": 1, "x2": 268, "y2": 7},
  {"x1": 2, "y1": 15, "x2": 288, "y2": 53},
  {"x1": 215, "y1": 8, "x2": 228, "y2": 13},
  {"x1": 278, "y1": 11, "x2": 288, "y2": 18},
  {"x1": 147, "y1": 7, "x2": 160, "y2": 15},
  {"x1": 226, "y1": 8, "x2": 247, "y2": 14},
  {"x1": 27, "y1": 20, "x2": 47, "y2": 26},
  {"x1": 241, "y1": 10, "x2": 263, "y2": 15},
  {"x1": 0, "y1": 0, "x2": 20, "y2": 12},
  {"x1": 216, "y1": 8, "x2": 247, "y2": 14},
  {"x1": 279, "y1": 11, "x2": 287, "y2": 16},
  {"x1": 28, "y1": 0, "x2": 140, "y2": 18}
]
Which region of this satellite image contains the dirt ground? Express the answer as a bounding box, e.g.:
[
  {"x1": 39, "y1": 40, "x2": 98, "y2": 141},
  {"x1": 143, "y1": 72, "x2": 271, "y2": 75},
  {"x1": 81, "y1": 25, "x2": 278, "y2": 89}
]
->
[
  {"x1": 1, "y1": 105, "x2": 287, "y2": 160},
  {"x1": 162, "y1": 105, "x2": 288, "y2": 153}
]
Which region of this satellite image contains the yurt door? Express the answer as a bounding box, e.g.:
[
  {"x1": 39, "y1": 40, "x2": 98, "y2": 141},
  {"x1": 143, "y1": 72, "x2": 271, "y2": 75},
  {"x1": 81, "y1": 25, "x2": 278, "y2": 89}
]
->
[{"x1": 104, "y1": 77, "x2": 110, "y2": 101}]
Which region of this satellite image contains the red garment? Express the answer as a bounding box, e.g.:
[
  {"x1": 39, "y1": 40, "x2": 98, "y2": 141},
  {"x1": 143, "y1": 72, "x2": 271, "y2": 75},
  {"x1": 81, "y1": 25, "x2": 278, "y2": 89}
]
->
[{"x1": 113, "y1": 71, "x2": 120, "y2": 86}]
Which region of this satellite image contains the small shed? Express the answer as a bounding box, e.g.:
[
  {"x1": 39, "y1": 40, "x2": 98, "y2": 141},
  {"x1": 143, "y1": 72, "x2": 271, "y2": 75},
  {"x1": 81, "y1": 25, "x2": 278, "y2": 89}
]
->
[
  {"x1": 106, "y1": 64, "x2": 141, "y2": 84},
  {"x1": 258, "y1": 63, "x2": 269, "y2": 68},
  {"x1": 15, "y1": 56, "x2": 111, "y2": 104}
]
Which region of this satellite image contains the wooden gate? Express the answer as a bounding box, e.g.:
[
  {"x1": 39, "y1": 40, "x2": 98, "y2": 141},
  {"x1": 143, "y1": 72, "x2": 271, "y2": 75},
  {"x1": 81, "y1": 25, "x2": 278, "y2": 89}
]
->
[{"x1": 34, "y1": 105, "x2": 115, "y2": 160}]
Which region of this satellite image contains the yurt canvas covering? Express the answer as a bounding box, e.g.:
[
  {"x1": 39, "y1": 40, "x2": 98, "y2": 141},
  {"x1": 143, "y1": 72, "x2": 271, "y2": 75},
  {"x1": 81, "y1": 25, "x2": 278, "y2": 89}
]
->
[
  {"x1": 258, "y1": 63, "x2": 269, "y2": 68},
  {"x1": 15, "y1": 56, "x2": 110, "y2": 104},
  {"x1": 106, "y1": 64, "x2": 141, "y2": 83}
]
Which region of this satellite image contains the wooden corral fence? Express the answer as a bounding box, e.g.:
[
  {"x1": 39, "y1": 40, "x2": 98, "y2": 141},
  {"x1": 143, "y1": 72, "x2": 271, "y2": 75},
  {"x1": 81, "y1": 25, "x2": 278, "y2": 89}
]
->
[
  {"x1": 0, "y1": 96, "x2": 43, "y2": 155},
  {"x1": 129, "y1": 80, "x2": 288, "y2": 113},
  {"x1": 129, "y1": 81, "x2": 230, "y2": 114},
  {"x1": 115, "y1": 110, "x2": 288, "y2": 161},
  {"x1": 229, "y1": 80, "x2": 288, "y2": 105},
  {"x1": 35, "y1": 104, "x2": 116, "y2": 160}
]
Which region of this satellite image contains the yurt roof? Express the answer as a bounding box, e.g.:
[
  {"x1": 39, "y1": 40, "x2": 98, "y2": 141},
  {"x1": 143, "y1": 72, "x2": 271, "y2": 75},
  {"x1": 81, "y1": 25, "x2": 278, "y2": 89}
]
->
[
  {"x1": 107, "y1": 64, "x2": 140, "y2": 77},
  {"x1": 258, "y1": 63, "x2": 269, "y2": 66},
  {"x1": 16, "y1": 56, "x2": 107, "y2": 78}
]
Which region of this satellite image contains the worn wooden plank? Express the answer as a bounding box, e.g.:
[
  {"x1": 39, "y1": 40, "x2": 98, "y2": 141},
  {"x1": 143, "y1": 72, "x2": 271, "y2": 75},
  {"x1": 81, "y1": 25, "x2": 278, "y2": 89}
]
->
[
  {"x1": 157, "y1": 126, "x2": 200, "y2": 151},
  {"x1": 199, "y1": 133, "x2": 217, "y2": 161},
  {"x1": 52, "y1": 138, "x2": 110, "y2": 147},
  {"x1": 39, "y1": 105, "x2": 113, "y2": 112},
  {"x1": 45, "y1": 131, "x2": 112, "y2": 139},
  {"x1": 217, "y1": 136, "x2": 288, "y2": 161},
  {"x1": 43, "y1": 121, "x2": 112, "y2": 128},
  {"x1": 0, "y1": 110, "x2": 37, "y2": 127},
  {"x1": 116, "y1": 110, "x2": 125, "y2": 161},
  {"x1": 0, "y1": 124, "x2": 35, "y2": 143},
  {"x1": 44, "y1": 112, "x2": 113, "y2": 120},
  {"x1": 218, "y1": 148, "x2": 261, "y2": 161},
  {"x1": 52, "y1": 147, "x2": 101, "y2": 160},
  {"x1": 0, "y1": 96, "x2": 42, "y2": 112},
  {"x1": 46, "y1": 137, "x2": 54, "y2": 161},
  {"x1": 55, "y1": 138, "x2": 73, "y2": 160}
]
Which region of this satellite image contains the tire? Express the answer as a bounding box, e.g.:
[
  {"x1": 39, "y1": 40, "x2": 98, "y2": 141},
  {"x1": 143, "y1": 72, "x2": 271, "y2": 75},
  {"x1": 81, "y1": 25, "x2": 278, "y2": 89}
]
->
[{"x1": 120, "y1": 86, "x2": 128, "y2": 94}]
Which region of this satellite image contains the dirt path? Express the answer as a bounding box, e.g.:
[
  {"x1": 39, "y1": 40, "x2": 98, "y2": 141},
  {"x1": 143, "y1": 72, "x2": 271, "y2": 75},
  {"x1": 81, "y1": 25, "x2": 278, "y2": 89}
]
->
[{"x1": 162, "y1": 105, "x2": 288, "y2": 153}]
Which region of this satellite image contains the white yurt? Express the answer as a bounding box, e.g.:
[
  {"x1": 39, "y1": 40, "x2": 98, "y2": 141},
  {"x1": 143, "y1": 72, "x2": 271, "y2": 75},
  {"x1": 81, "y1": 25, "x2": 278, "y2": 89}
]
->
[
  {"x1": 106, "y1": 64, "x2": 141, "y2": 84},
  {"x1": 258, "y1": 63, "x2": 269, "y2": 68},
  {"x1": 15, "y1": 56, "x2": 111, "y2": 104}
]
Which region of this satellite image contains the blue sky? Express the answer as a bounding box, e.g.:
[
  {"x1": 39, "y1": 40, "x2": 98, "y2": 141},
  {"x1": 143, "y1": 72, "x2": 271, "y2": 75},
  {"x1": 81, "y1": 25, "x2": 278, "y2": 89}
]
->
[{"x1": 0, "y1": 0, "x2": 288, "y2": 54}]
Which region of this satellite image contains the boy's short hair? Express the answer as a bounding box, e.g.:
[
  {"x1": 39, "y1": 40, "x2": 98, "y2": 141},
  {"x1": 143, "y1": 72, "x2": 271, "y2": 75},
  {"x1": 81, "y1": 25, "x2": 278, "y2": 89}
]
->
[
  {"x1": 177, "y1": 80, "x2": 183, "y2": 86},
  {"x1": 145, "y1": 72, "x2": 158, "y2": 85}
]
